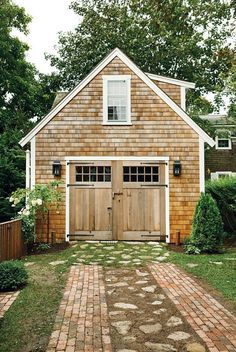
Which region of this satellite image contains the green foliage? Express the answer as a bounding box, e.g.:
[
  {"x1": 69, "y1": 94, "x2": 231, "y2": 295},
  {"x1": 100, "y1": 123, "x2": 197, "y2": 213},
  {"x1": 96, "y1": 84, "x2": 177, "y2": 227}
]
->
[
  {"x1": 36, "y1": 243, "x2": 51, "y2": 251},
  {"x1": 0, "y1": 0, "x2": 59, "y2": 222},
  {"x1": 0, "y1": 260, "x2": 28, "y2": 291},
  {"x1": 10, "y1": 182, "x2": 62, "y2": 243},
  {"x1": 206, "y1": 177, "x2": 236, "y2": 234},
  {"x1": 48, "y1": 0, "x2": 235, "y2": 114},
  {"x1": 185, "y1": 193, "x2": 224, "y2": 254},
  {"x1": 192, "y1": 116, "x2": 216, "y2": 138}
]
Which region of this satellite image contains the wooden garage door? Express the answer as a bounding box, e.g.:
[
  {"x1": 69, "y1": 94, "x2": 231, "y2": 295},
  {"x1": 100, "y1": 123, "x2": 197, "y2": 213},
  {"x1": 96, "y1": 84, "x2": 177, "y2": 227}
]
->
[
  {"x1": 69, "y1": 161, "x2": 112, "y2": 240},
  {"x1": 69, "y1": 160, "x2": 165, "y2": 241}
]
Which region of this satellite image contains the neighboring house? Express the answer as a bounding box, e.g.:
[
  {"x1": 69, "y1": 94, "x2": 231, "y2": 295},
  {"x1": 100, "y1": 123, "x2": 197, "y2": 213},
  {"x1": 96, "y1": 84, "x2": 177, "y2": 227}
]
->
[
  {"x1": 19, "y1": 48, "x2": 214, "y2": 244},
  {"x1": 202, "y1": 114, "x2": 236, "y2": 180}
]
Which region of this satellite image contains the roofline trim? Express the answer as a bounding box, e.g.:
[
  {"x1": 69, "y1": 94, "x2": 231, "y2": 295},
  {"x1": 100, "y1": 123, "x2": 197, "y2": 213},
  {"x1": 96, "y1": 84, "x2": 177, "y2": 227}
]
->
[
  {"x1": 20, "y1": 47, "x2": 214, "y2": 147},
  {"x1": 146, "y1": 73, "x2": 196, "y2": 89}
]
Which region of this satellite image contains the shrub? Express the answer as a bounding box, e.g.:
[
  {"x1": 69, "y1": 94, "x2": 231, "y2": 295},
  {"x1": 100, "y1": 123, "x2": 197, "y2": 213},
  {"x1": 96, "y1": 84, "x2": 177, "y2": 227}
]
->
[
  {"x1": 0, "y1": 261, "x2": 28, "y2": 291},
  {"x1": 185, "y1": 193, "x2": 224, "y2": 254},
  {"x1": 206, "y1": 177, "x2": 236, "y2": 235},
  {"x1": 9, "y1": 181, "x2": 62, "y2": 243},
  {"x1": 36, "y1": 243, "x2": 51, "y2": 251}
]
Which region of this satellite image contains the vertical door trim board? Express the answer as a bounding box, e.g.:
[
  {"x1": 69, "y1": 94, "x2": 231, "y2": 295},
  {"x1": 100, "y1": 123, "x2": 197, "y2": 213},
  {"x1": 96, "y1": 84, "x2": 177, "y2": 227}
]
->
[
  {"x1": 30, "y1": 137, "x2": 35, "y2": 189},
  {"x1": 65, "y1": 161, "x2": 70, "y2": 242},
  {"x1": 65, "y1": 156, "x2": 170, "y2": 242},
  {"x1": 199, "y1": 137, "x2": 205, "y2": 192},
  {"x1": 165, "y1": 161, "x2": 170, "y2": 243}
]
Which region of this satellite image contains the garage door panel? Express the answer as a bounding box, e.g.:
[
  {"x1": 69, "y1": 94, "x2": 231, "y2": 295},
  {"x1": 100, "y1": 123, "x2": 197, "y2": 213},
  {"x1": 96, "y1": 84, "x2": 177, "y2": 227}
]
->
[
  {"x1": 123, "y1": 188, "x2": 160, "y2": 233},
  {"x1": 94, "y1": 189, "x2": 112, "y2": 231},
  {"x1": 144, "y1": 189, "x2": 160, "y2": 231},
  {"x1": 69, "y1": 160, "x2": 165, "y2": 241}
]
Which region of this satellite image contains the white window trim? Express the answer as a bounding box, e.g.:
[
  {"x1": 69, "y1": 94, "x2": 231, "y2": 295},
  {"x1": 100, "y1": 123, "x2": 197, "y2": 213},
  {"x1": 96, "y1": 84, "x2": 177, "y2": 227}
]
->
[
  {"x1": 26, "y1": 149, "x2": 31, "y2": 189},
  {"x1": 30, "y1": 137, "x2": 35, "y2": 189},
  {"x1": 215, "y1": 136, "x2": 232, "y2": 150},
  {"x1": 199, "y1": 138, "x2": 205, "y2": 192},
  {"x1": 180, "y1": 86, "x2": 186, "y2": 111},
  {"x1": 211, "y1": 171, "x2": 233, "y2": 180},
  {"x1": 103, "y1": 75, "x2": 131, "y2": 125}
]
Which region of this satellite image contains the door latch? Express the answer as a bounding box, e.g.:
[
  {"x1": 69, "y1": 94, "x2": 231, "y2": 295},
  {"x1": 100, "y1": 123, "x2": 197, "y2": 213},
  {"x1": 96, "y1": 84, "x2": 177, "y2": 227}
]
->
[{"x1": 112, "y1": 192, "x2": 123, "y2": 199}]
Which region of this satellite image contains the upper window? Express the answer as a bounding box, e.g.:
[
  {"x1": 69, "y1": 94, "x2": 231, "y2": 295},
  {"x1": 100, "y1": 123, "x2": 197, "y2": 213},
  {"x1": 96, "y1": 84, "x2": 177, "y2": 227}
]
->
[
  {"x1": 215, "y1": 136, "x2": 232, "y2": 150},
  {"x1": 103, "y1": 75, "x2": 131, "y2": 124}
]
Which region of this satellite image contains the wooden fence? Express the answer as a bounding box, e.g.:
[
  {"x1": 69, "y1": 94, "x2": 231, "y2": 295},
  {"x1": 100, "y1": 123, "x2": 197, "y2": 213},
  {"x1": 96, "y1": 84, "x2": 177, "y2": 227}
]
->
[{"x1": 0, "y1": 219, "x2": 26, "y2": 262}]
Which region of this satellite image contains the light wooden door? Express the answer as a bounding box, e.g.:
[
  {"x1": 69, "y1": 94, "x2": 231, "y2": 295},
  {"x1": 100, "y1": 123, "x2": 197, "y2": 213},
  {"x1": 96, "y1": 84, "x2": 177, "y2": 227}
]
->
[
  {"x1": 120, "y1": 161, "x2": 165, "y2": 241},
  {"x1": 69, "y1": 160, "x2": 165, "y2": 241},
  {"x1": 69, "y1": 161, "x2": 112, "y2": 240}
]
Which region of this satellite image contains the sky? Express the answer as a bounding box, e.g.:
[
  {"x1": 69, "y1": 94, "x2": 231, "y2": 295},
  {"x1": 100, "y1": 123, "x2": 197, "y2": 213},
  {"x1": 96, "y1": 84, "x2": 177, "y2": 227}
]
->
[
  {"x1": 14, "y1": 0, "x2": 79, "y2": 73},
  {"x1": 13, "y1": 0, "x2": 228, "y2": 113}
]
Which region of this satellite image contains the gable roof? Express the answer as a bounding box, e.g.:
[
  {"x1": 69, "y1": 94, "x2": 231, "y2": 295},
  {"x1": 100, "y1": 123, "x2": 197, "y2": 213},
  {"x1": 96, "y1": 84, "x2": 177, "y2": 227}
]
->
[{"x1": 19, "y1": 48, "x2": 214, "y2": 147}]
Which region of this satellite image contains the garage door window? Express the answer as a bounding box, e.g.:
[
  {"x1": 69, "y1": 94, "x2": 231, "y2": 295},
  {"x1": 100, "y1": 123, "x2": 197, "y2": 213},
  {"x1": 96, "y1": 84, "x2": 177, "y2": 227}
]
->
[
  {"x1": 123, "y1": 166, "x2": 159, "y2": 182},
  {"x1": 76, "y1": 166, "x2": 111, "y2": 182}
]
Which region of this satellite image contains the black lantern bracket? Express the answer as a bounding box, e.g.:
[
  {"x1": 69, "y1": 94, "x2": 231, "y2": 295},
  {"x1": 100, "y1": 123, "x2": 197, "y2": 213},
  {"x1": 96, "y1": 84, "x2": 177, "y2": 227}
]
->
[
  {"x1": 52, "y1": 160, "x2": 62, "y2": 177},
  {"x1": 173, "y1": 160, "x2": 181, "y2": 176}
]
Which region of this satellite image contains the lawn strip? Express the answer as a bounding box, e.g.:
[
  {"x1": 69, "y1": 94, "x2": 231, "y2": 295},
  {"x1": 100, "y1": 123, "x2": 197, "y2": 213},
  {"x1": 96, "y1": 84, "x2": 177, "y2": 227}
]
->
[{"x1": 167, "y1": 249, "x2": 236, "y2": 307}]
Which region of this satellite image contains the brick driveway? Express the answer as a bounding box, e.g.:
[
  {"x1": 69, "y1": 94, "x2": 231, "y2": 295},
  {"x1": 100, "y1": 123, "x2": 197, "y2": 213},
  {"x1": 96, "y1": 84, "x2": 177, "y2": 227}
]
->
[
  {"x1": 0, "y1": 291, "x2": 19, "y2": 319},
  {"x1": 47, "y1": 264, "x2": 236, "y2": 352}
]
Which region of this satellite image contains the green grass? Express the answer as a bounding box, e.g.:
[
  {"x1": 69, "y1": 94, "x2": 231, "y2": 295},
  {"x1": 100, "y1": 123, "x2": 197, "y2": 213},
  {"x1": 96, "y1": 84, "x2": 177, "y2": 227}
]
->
[
  {"x1": 1, "y1": 241, "x2": 235, "y2": 352},
  {"x1": 168, "y1": 248, "x2": 236, "y2": 305},
  {"x1": 0, "y1": 241, "x2": 166, "y2": 352}
]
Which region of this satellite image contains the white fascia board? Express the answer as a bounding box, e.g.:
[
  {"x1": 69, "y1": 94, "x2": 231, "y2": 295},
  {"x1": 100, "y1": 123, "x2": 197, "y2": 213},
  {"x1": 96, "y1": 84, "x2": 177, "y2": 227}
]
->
[
  {"x1": 117, "y1": 50, "x2": 214, "y2": 146},
  {"x1": 20, "y1": 47, "x2": 214, "y2": 147},
  {"x1": 19, "y1": 50, "x2": 119, "y2": 147},
  {"x1": 65, "y1": 156, "x2": 169, "y2": 161},
  {"x1": 146, "y1": 73, "x2": 196, "y2": 89}
]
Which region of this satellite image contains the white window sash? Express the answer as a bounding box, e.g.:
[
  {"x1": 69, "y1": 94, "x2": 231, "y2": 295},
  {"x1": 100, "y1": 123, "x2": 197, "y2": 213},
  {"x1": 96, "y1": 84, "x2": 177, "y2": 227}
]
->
[{"x1": 103, "y1": 75, "x2": 131, "y2": 125}]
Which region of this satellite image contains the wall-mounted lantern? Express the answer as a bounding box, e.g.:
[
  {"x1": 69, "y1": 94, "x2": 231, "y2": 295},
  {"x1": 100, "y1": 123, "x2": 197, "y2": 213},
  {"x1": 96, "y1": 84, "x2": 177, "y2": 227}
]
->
[
  {"x1": 173, "y1": 160, "x2": 181, "y2": 176},
  {"x1": 52, "y1": 160, "x2": 62, "y2": 177}
]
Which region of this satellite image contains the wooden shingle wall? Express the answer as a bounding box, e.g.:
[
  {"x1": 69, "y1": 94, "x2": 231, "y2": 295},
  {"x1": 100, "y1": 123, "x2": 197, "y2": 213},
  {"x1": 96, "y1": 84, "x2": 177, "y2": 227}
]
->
[
  {"x1": 152, "y1": 81, "x2": 181, "y2": 107},
  {"x1": 35, "y1": 57, "x2": 200, "y2": 243}
]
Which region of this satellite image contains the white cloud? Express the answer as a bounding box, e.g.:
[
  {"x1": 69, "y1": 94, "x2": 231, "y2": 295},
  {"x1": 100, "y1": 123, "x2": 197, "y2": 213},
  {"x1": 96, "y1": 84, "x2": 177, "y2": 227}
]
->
[{"x1": 13, "y1": 0, "x2": 79, "y2": 73}]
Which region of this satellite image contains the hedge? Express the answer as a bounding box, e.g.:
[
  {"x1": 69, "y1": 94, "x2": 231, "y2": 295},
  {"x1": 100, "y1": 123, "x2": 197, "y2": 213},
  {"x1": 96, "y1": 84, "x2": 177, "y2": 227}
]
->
[{"x1": 206, "y1": 176, "x2": 236, "y2": 235}]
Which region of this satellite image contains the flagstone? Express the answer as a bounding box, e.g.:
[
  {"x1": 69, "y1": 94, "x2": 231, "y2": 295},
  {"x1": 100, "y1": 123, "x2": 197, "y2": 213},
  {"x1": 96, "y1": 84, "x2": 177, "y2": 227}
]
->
[
  {"x1": 139, "y1": 322, "x2": 162, "y2": 334},
  {"x1": 49, "y1": 260, "x2": 67, "y2": 266},
  {"x1": 168, "y1": 331, "x2": 191, "y2": 341},
  {"x1": 114, "y1": 303, "x2": 138, "y2": 310},
  {"x1": 142, "y1": 285, "x2": 157, "y2": 293},
  {"x1": 166, "y1": 316, "x2": 183, "y2": 327},
  {"x1": 186, "y1": 343, "x2": 206, "y2": 352},
  {"x1": 153, "y1": 308, "x2": 167, "y2": 315},
  {"x1": 145, "y1": 342, "x2": 177, "y2": 352},
  {"x1": 111, "y1": 321, "x2": 132, "y2": 335}
]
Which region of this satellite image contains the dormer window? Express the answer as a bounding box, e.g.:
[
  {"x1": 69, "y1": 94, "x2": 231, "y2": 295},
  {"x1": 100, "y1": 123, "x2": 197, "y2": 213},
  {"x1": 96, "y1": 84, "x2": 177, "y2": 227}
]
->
[{"x1": 103, "y1": 75, "x2": 131, "y2": 125}]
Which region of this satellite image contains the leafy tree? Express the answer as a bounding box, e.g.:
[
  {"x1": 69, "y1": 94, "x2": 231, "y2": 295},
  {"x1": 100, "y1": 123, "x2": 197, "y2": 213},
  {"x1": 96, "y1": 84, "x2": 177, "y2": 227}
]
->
[
  {"x1": 0, "y1": 0, "x2": 59, "y2": 222},
  {"x1": 48, "y1": 0, "x2": 235, "y2": 116}
]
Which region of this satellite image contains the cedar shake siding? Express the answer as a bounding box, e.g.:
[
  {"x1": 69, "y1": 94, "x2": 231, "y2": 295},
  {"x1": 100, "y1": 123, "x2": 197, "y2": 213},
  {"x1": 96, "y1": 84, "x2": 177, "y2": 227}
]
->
[
  {"x1": 205, "y1": 140, "x2": 236, "y2": 178},
  {"x1": 35, "y1": 57, "x2": 200, "y2": 243}
]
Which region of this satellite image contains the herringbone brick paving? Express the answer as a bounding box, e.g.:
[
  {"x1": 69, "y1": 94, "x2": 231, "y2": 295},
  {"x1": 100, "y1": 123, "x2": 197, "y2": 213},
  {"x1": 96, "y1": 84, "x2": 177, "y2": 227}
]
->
[{"x1": 149, "y1": 263, "x2": 236, "y2": 352}]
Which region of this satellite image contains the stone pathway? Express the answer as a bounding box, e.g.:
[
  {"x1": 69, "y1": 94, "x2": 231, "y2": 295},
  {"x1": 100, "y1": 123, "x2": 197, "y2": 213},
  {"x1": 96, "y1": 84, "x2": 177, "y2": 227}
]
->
[
  {"x1": 47, "y1": 265, "x2": 112, "y2": 352},
  {"x1": 150, "y1": 263, "x2": 236, "y2": 352},
  {"x1": 105, "y1": 268, "x2": 206, "y2": 352},
  {"x1": 0, "y1": 291, "x2": 19, "y2": 319},
  {"x1": 47, "y1": 261, "x2": 236, "y2": 352}
]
